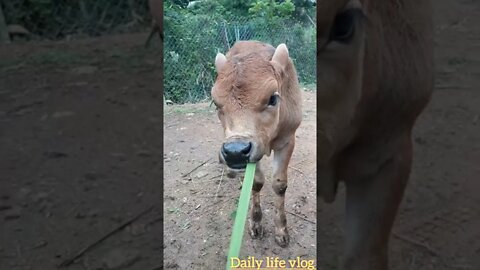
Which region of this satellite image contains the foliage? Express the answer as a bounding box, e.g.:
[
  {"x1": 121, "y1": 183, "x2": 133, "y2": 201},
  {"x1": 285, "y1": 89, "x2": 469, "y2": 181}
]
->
[
  {"x1": 249, "y1": 0, "x2": 295, "y2": 19},
  {"x1": 164, "y1": 0, "x2": 316, "y2": 103},
  {"x1": 1, "y1": 0, "x2": 149, "y2": 38}
]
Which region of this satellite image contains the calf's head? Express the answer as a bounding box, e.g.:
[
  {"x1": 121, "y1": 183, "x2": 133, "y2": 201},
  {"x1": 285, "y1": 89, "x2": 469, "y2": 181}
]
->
[{"x1": 211, "y1": 44, "x2": 291, "y2": 169}]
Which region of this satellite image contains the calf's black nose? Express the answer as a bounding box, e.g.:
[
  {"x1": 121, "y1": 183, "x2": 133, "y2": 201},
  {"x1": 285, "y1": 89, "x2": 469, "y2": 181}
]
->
[{"x1": 221, "y1": 141, "x2": 252, "y2": 168}]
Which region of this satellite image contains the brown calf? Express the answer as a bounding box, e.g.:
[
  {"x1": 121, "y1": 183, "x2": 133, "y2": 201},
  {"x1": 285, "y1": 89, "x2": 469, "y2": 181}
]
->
[
  {"x1": 145, "y1": 0, "x2": 163, "y2": 47},
  {"x1": 211, "y1": 41, "x2": 303, "y2": 247},
  {"x1": 317, "y1": 0, "x2": 433, "y2": 269}
]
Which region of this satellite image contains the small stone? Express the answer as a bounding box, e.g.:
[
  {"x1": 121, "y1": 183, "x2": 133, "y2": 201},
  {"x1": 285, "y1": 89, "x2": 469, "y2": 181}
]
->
[{"x1": 195, "y1": 171, "x2": 208, "y2": 179}]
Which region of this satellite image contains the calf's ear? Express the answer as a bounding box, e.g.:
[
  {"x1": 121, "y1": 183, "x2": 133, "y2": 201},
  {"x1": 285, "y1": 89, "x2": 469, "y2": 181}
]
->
[
  {"x1": 215, "y1": 53, "x2": 227, "y2": 73},
  {"x1": 271, "y1": 43, "x2": 290, "y2": 70}
]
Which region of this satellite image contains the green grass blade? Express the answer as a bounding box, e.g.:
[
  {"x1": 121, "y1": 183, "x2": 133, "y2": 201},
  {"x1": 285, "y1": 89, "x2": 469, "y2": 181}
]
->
[{"x1": 226, "y1": 163, "x2": 256, "y2": 270}]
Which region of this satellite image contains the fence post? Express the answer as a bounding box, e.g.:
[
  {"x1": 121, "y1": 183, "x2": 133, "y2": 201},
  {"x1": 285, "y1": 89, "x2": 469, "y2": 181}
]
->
[
  {"x1": 222, "y1": 22, "x2": 230, "y2": 51},
  {"x1": 0, "y1": 3, "x2": 10, "y2": 43}
]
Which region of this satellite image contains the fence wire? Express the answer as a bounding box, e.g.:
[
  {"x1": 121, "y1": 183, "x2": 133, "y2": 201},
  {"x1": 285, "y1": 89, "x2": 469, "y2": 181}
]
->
[{"x1": 164, "y1": 16, "x2": 316, "y2": 103}]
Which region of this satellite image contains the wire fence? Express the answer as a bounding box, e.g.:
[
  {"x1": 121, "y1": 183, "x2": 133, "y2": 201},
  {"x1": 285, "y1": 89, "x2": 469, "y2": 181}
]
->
[
  {"x1": 164, "y1": 16, "x2": 316, "y2": 104},
  {"x1": 1, "y1": 0, "x2": 151, "y2": 40}
]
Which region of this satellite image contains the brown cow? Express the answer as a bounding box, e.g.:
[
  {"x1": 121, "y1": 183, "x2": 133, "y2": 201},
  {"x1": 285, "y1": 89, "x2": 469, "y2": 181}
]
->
[
  {"x1": 145, "y1": 0, "x2": 163, "y2": 47},
  {"x1": 317, "y1": 0, "x2": 433, "y2": 269},
  {"x1": 211, "y1": 41, "x2": 303, "y2": 247}
]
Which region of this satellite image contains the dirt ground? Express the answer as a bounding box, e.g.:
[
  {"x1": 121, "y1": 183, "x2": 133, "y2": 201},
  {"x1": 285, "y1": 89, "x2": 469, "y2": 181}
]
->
[
  {"x1": 163, "y1": 90, "x2": 317, "y2": 269},
  {"x1": 0, "y1": 0, "x2": 479, "y2": 270},
  {"x1": 0, "y1": 34, "x2": 163, "y2": 270}
]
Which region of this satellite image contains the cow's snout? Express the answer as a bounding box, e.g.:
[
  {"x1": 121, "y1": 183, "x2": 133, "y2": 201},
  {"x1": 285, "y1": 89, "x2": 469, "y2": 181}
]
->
[{"x1": 221, "y1": 141, "x2": 252, "y2": 169}]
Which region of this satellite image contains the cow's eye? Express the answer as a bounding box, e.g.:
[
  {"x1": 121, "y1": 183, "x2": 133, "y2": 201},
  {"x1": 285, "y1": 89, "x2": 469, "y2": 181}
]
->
[
  {"x1": 268, "y1": 93, "x2": 279, "y2": 107},
  {"x1": 330, "y1": 9, "x2": 359, "y2": 43}
]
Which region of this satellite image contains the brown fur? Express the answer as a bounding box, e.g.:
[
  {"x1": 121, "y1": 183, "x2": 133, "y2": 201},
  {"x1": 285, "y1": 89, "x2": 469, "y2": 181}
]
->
[
  {"x1": 317, "y1": 0, "x2": 433, "y2": 269},
  {"x1": 212, "y1": 40, "x2": 302, "y2": 247}
]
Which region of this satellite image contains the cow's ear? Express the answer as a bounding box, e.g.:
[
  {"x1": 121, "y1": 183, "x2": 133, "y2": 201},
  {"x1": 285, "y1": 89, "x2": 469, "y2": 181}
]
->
[
  {"x1": 271, "y1": 43, "x2": 290, "y2": 70},
  {"x1": 215, "y1": 53, "x2": 227, "y2": 73}
]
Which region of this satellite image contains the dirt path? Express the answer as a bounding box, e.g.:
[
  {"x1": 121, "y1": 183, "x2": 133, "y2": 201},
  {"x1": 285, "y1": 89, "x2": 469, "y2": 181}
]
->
[{"x1": 0, "y1": 34, "x2": 163, "y2": 270}]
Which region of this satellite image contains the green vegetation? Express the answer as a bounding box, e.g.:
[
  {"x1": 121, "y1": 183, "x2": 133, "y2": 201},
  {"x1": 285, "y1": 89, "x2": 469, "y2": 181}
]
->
[
  {"x1": 2, "y1": 0, "x2": 149, "y2": 38},
  {"x1": 164, "y1": 0, "x2": 316, "y2": 103}
]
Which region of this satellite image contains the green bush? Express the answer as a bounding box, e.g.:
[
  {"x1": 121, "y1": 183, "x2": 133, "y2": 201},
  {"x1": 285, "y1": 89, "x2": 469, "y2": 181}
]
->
[{"x1": 164, "y1": 13, "x2": 316, "y2": 103}]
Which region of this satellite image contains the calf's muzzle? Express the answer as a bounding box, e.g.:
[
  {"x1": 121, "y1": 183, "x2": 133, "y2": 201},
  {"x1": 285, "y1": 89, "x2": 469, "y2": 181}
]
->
[{"x1": 221, "y1": 140, "x2": 253, "y2": 169}]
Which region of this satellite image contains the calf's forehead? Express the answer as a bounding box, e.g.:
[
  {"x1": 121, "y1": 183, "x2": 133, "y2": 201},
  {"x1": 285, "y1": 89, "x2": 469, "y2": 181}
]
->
[{"x1": 213, "y1": 58, "x2": 277, "y2": 100}]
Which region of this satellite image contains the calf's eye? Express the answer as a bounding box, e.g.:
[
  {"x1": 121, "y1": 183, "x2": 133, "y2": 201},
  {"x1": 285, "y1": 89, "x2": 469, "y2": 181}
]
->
[
  {"x1": 268, "y1": 93, "x2": 279, "y2": 107},
  {"x1": 330, "y1": 9, "x2": 358, "y2": 43}
]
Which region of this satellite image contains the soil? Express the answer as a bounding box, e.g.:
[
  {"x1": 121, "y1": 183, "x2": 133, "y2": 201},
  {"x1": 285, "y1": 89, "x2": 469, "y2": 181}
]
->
[
  {"x1": 163, "y1": 91, "x2": 317, "y2": 269},
  {"x1": 0, "y1": 34, "x2": 163, "y2": 270},
  {"x1": 0, "y1": 0, "x2": 479, "y2": 269}
]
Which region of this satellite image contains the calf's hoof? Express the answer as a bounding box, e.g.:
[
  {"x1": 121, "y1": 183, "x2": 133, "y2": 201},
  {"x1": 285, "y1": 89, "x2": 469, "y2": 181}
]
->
[
  {"x1": 248, "y1": 220, "x2": 264, "y2": 239},
  {"x1": 274, "y1": 227, "x2": 290, "y2": 247}
]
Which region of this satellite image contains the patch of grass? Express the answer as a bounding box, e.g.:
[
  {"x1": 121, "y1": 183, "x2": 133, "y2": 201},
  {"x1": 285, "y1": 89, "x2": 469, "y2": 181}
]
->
[
  {"x1": 301, "y1": 83, "x2": 317, "y2": 92},
  {"x1": 229, "y1": 197, "x2": 240, "y2": 221},
  {"x1": 167, "y1": 208, "x2": 181, "y2": 214},
  {"x1": 182, "y1": 220, "x2": 191, "y2": 230},
  {"x1": 164, "y1": 105, "x2": 214, "y2": 115}
]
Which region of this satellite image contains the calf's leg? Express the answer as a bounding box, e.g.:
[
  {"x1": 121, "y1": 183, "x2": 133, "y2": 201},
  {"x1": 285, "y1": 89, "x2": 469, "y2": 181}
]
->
[
  {"x1": 272, "y1": 136, "x2": 295, "y2": 247},
  {"x1": 249, "y1": 162, "x2": 265, "y2": 238},
  {"x1": 343, "y1": 135, "x2": 413, "y2": 270}
]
